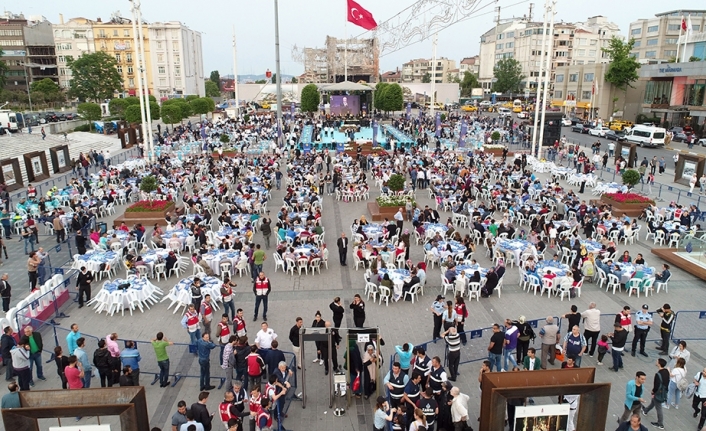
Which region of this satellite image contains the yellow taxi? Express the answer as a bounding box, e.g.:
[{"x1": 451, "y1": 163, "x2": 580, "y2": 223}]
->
[
  {"x1": 461, "y1": 105, "x2": 478, "y2": 112},
  {"x1": 609, "y1": 120, "x2": 633, "y2": 131}
]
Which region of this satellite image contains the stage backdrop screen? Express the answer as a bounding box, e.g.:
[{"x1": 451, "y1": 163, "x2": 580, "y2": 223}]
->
[{"x1": 330, "y1": 95, "x2": 360, "y2": 116}]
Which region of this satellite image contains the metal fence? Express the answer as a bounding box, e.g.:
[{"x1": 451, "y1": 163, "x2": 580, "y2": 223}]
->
[{"x1": 671, "y1": 310, "x2": 706, "y2": 342}]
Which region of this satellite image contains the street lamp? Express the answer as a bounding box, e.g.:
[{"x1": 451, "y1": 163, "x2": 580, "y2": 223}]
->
[{"x1": 19, "y1": 62, "x2": 34, "y2": 111}]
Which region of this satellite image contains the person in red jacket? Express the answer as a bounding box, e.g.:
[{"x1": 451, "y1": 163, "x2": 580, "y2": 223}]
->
[
  {"x1": 253, "y1": 272, "x2": 271, "y2": 321},
  {"x1": 219, "y1": 390, "x2": 238, "y2": 430}
]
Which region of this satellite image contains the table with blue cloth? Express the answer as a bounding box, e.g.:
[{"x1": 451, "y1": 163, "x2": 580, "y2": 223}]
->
[
  {"x1": 294, "y1": 244, "x2": 320, "y2": 257},
  {"x1": 139, "y1": 249, "x2": 170, "y2": 273},
  {"x1": 437, "y1": 240, "x2": 466, "y2": 255},
  {"x1": 76, "y1": 251, "x2": 118, "y2": 273},
  {"x1": 361, "y1": 224, "x2": 385, "y2": 241},
  {"x1": 581, "y1": 240, "x2": 603, "y2": 254},
  {"x1": 230, "y1": 214, "x2": 255, "y2": 226},
  {"x1": 174, "y1": 275, "x2": 222, "y2": 301},
  {"x1": 215, "y1": 227, "x2": 248, "y2": 242},
  {"x1": 108, "y1": 230, "x2": 130, "y2": 247},
  {"x1": 456, "y1": 264, "x2": 488, "y2": 279},
  {"x1": 424, "y1": 223, "x2": 448, "y2": 235},
  {"x1": 367, "y1": 240, "x2": 394, "y2": 252},
  {"x1": 534, "y1": 261, "x2": 571, "y2": 277},
  {"x1": 202, "y1": 250, "x2": 243, "y2": 275},
  {"x1": 288, "y1": 211, "x2": 310, "y2": 223},
  {"x1": 662, "y1": 221, "x2": 687, "y2": 234},
  {"x1": 378, "y1": 268, "x2": 411, "y2": 300},
  {"x1": 496, "y1": 239, "x2": 535, "y2": 264},
  {"x1": 611, "y1": 263, "x2": 655, "y2": 285}
]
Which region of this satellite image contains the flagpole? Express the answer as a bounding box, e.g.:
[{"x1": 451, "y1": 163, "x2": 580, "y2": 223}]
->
[
  {"x1": 677, "y1": 17, "x2": 683, "y2": 63},
  {"x1": 344, "y1": 21, "x2": 348, "y2": 82},
  {"x1": 232, "y1": 25, "x2": 239, "y2": 117},
  {"x1": 682, "y1": 15, "x2": 690, "y2": 63}
]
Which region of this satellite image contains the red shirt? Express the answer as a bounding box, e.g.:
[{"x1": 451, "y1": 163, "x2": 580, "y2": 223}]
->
[{"x1": 65, "y1": 366, "x2": 83, "y2": 389}]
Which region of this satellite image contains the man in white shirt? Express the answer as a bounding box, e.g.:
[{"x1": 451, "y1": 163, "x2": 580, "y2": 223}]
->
[
  {"x1": 449, "y1": 386, "x2": 470, "y2": 430},
  {"x1": 394, "y1": 208, "x2": 404, "y2": 231},
  {"x1": 255, "y1": 322, "x2": 277, "y2": 349},
  {"x1": 581, "y1": 302, "x2": 601, "y2": 357}
]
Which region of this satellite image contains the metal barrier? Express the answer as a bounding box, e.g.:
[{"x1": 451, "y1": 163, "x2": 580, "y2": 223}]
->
[{"x1": 671, "y1": 310, "x2": 706, "y2": 342}]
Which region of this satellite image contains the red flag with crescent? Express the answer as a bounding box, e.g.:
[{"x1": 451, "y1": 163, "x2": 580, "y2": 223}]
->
[{"x1": 347, "y1": 0, "x2": 377, "y2": 30}]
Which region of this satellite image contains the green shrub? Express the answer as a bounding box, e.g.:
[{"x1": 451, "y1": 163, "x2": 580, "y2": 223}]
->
[
  {"x1": 621, "y1": 169, "x2": 641, "y2": 187},
  {"x1": 74, "y1": 124, "x2": 90, "y2": 132},
  {"x1": 220, "y1": 134, "x2": 230, "y2": 144},
  {"x1": 386, "y1": 174, "x2": 406, "y2": 192},
  {"x1": 491, "y1": 131, "x2": 501, "y2": 142}
]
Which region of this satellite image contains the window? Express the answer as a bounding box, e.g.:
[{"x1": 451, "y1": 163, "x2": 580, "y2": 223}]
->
[
  {"x1": 505, "y1": 42, "x2": 514, "y2": 48},
  {"x1": 588, "y1": 50, "x2": 596, "y2": 57},
  {"x1": 127, "y1": 66, "x2": 134, "y2": 75},
  {"x1": 128, "y1": 78, "x2": 135, "y2": 87},
  {"x1": 645, "y1": 51, "x2": 657, "y2": 58},
  {"x1": 0, "y1": 29, "x2": 22, "y2": 36},
  {"x1": 579, "y1": 38, "x2": 587, "y2": 45},
  {"x1": 577, "y1": 49, "x2": 586, "y2": 56},
  {"x1": 155, "y1": 29, "x2": 162, "y2": 38},
  {"x1": 172, "y1": 41, "x2": 178, "y2": 51},
  {"x1": 496, "y1": 43, "x2": 503, "y2": 51},
  {"x1": 590, "y1": 39, "x2": 597, "y2": 45},
  {"x1": 569, "y1": 73, "x2": 578, "y2": 82},
  {"x1": 647, "y1": 38, "x2": 658, "y2": 46},
  {"x1": 631, "y1": 28, "x2": 641, "y2": 35},
  {"x1": 117, "y1": 66, "x2": 123, "y2": 74},
  {"x1": 157, "y1": 54, "x2": 164, "y2": 62},
  {"x1": 694, "y1": 25, "x2": 701, "y2": 31},
  {"x1": 633, "y1": 40, "x2": 641, "y2": 48},
  {"x1": 58, "y1": 55, "x2": 65, "y2": 63},
  {"x1": 497, "y1": 33, "x2": 504, "y2": 40},
  {"x1": 158, "y1": 66, "x2": 166, "y2": 74},
  {"x1": 159, "y1": 78, "x2": 166, "y2": 86},
  {"x1": 574, "y1": 60, "x2": 585, "y2": 65},
  {"x1": 175, "y1": 79, "x2": 182, "y2": 87},
  {"x1": 582, "y1": 91, "x2": 592, "y2": 100},
  {"x1": 174, "y1": 54, "x2": 180, "y2": 64},
  {"x1": 174, "y1": 66, "x2": 181, "y2": 77},
  {"x1": 665, "y1": 38, "x2": 678, "y2": 44},
  {"x1": 664, "y1": 50, "x2": 677, "y2": 57},
  {"x1": 554, "y1": 90, "x2": 563, "y2": 99},
  {"x1": 506, "y1": 31, "x2": 514, "y2": 38},
  {"x1": 556, "y1": 51, "x2": 568, "y2": 57},
  {"x1": 124, "y1": 29, "x2": 130, "y2": 37},
  {"x1": 668, "y1": 24, "x2": 681, "y2": 32},
  {"x1": 126, "y1": 53, "x2": 132, "y2": 62},
  {"x1": 630, "y1": 52, "x2": 639, "y2": 58},
  {"x1": 584, "y1": 73, "x2": 594, "y2": 82},
  {"x1": 125, "y1": 41, "x2": 131, "y2": 49},
  {"x1": 157, "y1": 42, "x2": 162, "y2": 49},
  {"x1": 99, "y1": 30, "x2": 106, "y2": 37},
  {"x1": 647, "y1": 25, "x2": 659, "y2": 33},
  {"x1": 0, "y1": 39, "x2": 22, "y2": 46},
  {"x1": 115, "y1": 53, "x2": 121, "y2": 62},
  {"x1": 113, "y1": 29, "x2": 118, "y2": 36}
]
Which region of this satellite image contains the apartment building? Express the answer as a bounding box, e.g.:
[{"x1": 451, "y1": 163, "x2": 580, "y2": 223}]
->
[
  {"x1": 628, "y1": 9, "x2": 706, "y2": 62},
  {"x1": 458, "y1": 56, "x2": 480, "y2": 79},
  {"x1": 401, "y1": 57, "x2": 457, "y2": 83},
  {"x1": 479, "y1": 15, "x2": 620, "y2": 92},
  {"x1": 147, "y1": 22, "x2": 204, "y2": 99},
  {"x1": 52, "y1": 16, "x2": 96, "y2": 90},
  {"x1": 92, "y1": 14, "x2": 153, "y2": 97}
]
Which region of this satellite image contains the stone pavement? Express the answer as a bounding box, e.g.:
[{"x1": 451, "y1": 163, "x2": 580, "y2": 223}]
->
[{"x1": 1, "y1": 152, "x2": 705, "y2": 431}]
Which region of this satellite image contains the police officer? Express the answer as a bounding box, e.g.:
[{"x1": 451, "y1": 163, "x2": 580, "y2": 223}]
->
[
  {"x1": 430, "y1": 295, "x2": 445, "y2": 342},
  {"x1": 631, "y1": 304, "x2": 653, "y2": 357}
]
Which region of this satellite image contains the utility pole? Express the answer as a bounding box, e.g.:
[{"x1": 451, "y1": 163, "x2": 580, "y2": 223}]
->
[
  {"x1": 134, "y1": 0, "x2": 153, "y2": 161},
  {"x1": 430, "y1": 32, "x2": 438, "y2": 116},
  {"x1": 530, "y1": 0, "x2": 550, "y2": 157},
  {"x1": 528, "y1": 3, "x2": 534, "y2": 22},
  {"x1": 274, "y1": 0, "x2": 283, "y2": 146},
  {"x1": 129, "y1": 0, "x2": 149, "y2": 162},
  {"x1": 232, "y1": 26, "x2": 240, "y2": 117},
  {"x1": 537, "y1": 0, "x2": 556, "y2": 155}
]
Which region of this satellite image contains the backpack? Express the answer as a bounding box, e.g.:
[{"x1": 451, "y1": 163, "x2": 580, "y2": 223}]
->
[
  {"x1": 655, "y1": 372, "x2": 668, "y2": 403},
  {"x1": 677, "y1": 369, "x2": 689, "y2": 392},
  {"x1": 518, "y1": 322, "x2": 535, "y2": 342}
]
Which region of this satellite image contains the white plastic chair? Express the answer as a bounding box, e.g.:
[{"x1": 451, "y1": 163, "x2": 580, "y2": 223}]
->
[
  {"x1": 468, "y1": 282, "x2": 481, "y2": 301},
  {"x1": 655, "y1": 274, "x2": 671, "y2": 293},
  {"x1": 403, "y1": 283, "x2": 420, "y2": 304},
  {"x1": 606, "y1": 273, "x2": 621, "y2": 294},
  {"x1": 626, "y1": 278, "x2": 641, "y2": 297},
  {"x1": 378, "y1": 285, "x2": 391, "y2": 306}
]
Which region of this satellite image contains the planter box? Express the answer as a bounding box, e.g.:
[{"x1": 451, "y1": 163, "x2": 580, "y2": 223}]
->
[
  {"x1": 114, "y1": 202, "x2": 176, "y2": 229},
  {"x1": 597, "y1": 194, "x2": 650, "y2": 218},
  {"x1": 483, "y1": 147, "x2": 512, "y2": 158},
  {"x1": 368, "y1": 201, "x2": 415, "y2": 222},
  {"x1": 212, "y1": 151, "x2": 238, "y2": 159}
]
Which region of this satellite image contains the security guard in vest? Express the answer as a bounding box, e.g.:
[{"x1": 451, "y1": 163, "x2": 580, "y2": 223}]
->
[
  {"x1": 631, "y1": 303, "x2": 653, "y2": 357},
  {"x1": 413, "y1": 348, "x2": 431, "y2": 391},
  {"x1": 402, "y1": 372, "x2": 423, "y2": 426},
  {"x1": 383, "y1": 362, "x2": 409, "y2": 408},
  {"x1": 427, "y1": 356, "x2": 447, "y2": 396}
]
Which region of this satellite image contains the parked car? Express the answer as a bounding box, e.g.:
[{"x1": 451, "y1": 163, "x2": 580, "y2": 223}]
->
[
  {"x1": 479, "y1": 101, "x2": 492, "y2": 107},
  {"x1": 65, "y1": 112, "x2": 75, "y2": 120},
  {"x1": 698, "y1": 138, "x2": 706, "y2": 147},
  {"x1": 672, "y1": 132, "x2": 688, "y2": 142},
  {"x1": 569, "y1": 117, "x2": 583, "y2": 125},
  {"x1": 605, "y1": 130, "x2": 626, "y2": 142},
  {"x1": 561, "y1": 117, "x2": 572, "y2": 126},
  {"x1": 571, "y1": 123, "x2": 590, "y2": 133},
  {"x1": 517, "y1": 111, "x2": 529, "y2": 119},
  {"x1": 56, "y1": 113, "x2": 67, "y2": 121},
  {"x1": 461, "y1": 104, "x2": 477, "y2": 112},
  {"x1": 42, "y1": 112, "x2": 58, "y2": 122},
  {"x1": 588, "y1": 126, "x2": 610, "y2": 137}
]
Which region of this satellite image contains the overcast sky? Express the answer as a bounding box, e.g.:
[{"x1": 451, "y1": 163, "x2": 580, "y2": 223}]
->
[{"x1": 22, "y1": 1, "x2": 706, "y2": 77}]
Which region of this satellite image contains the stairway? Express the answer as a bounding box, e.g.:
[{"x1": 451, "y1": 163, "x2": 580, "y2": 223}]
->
[{"x1": 0, "y1": 132, "x2": 124, "y2": 186}]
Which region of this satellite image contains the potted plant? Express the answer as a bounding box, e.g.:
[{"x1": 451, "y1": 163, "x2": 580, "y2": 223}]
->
[
  {"x1": 491, "y1": 131, "x2": 501, "y2": 143},
  {"x1": 621, "y1": 169, "x2": 641, "y2": 188},
  {"x1": 368, "y1": 174, "x2": 416, "y2": 221},
  {"x1": 386, "y1": 174, "x2": 405, "y2": 193}
]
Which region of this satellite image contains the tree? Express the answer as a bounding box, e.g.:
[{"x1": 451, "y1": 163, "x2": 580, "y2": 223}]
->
[
  {"x1": 689, "y1": 56, "x2": 701, "y2": 62},
  {"x1": 270, "y1": 73, "x2": 277, "y2": 84},
  {"x1": 30, "y1": 78, "x2": 63, "y2": 104},
  {"x1": 205, "y1": 80, "x2": 220, "y2": 97},
  {"x1": 421, "y1": 72, "x2": 431, "y2": 83},
  {"x1": 300, "y1": 84, "x2": 320, "y2": 113},
  {"x1": 162, "y1": 99, "x2": 191, "y2": 121},
  {"x1": 209, "y1": 70, "x2": 220, "y2": 89},
  {"x1": 602, "y1": 37, "x2": 640, "y2": 91},
  {"x1": 254, "y1": 79, "x2": 267, "y2": 84},
  {"x1": 0, "y1": 48, "x2": 8, "y2": 88},
  {"x1": 185, "y1": 95, "x2": 199, "y2": 102},
  {"x1": 446, "y1": 72, "x2": 461, "y2": 84},
  {"x1": 374, "y1": 82, "x2": 389, "y2": 111},
  {"x1": 492, "y1": 58, "x2": 524, "y2": 94},
  {"x1": 77, "y1": 102, "x2": 102, "y2": 131},
  {"x1": 621, "y1": 169, "x2": 640, "y2": 187},
  {"x1": 189, "y1": 97, "x2": 211, "y2": 115},
  {"x1": 386, "y1": 174, "x2": 405, "y2": 192},
  {"x1": 161, "y1": 104, "x2": 182, "y2": 126},
  {"x1": 290, "y1": 76, "x2": 298, "y2": 83},
  {"x1": 460, "y1": 71, "x2": 480, "y2": 97},
  {"x1": 108, "y1": 98, "x2": 129, "y2": 119},
  {"x1": 67, "y1": 51, "x2": 123, "y2": 102},
  {"x1": 125, "y1": 104, "x2": 142, "y2": 124},
  {"x1": 382, "y1": 83, "x2": 404, "y2": 112},
  {"x1": 149, "y1": 101, "x2": 161, "y2": 121}
]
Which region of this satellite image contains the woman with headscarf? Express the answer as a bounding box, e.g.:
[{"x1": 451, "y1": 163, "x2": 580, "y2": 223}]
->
[{"x1": 362, "y1": 344, "x2": 379, "y2": 399}]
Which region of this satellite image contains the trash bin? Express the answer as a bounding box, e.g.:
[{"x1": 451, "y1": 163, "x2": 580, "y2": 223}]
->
[{"x1": 97, "y1": 221, "x2": 107, "y2": 235}]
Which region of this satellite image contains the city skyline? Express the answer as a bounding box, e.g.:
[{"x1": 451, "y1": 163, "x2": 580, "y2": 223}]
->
[{"x1": 15, "y1": 1, "x2": 706, "y2": 79}]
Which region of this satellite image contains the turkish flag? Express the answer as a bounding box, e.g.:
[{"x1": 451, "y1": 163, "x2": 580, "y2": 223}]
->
[
  {"x1": 347, "y1": 0, "x2": 377, "y2": 31},
  {"x1": 682, "y1": 17, "x2": 687, "y2": 31}
]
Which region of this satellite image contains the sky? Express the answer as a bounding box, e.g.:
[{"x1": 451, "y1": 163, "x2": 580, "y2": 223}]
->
[{"x1": 21, "y1": 1, "x2": 706, "y2": 78}]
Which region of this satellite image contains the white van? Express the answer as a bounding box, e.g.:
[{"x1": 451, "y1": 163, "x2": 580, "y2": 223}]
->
[
  {"x1": 497, "y1": 107, "x2": 512, "y2": 117},
  {"x1": 0, "y1": 110, "x2": 19, "y2": 133},
  {"x1": 624, "y1": 125, "x2": 666, "y2": 147}
]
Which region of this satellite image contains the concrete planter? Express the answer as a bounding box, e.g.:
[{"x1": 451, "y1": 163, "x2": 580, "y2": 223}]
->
[
  {"x1": 367, "y1": 201, "x2": 415, "y2": 222},
  {"x1": 114, "y1": 202, "x2": 176, "y2": 229},
  {"x1": 598, "y1": 194, "x2": 651, "y2": 218}
]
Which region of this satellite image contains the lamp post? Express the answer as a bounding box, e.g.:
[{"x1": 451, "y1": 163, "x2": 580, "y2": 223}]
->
[
  {"x1": 20, "y1": 62, "x2": 33, "y2": 112},
  {"x1": 274, "y1": 0, "x2": 283, "y2": 147},
  {"x1": 129, "y1": 0, "x2": 148, "y2": 162}
]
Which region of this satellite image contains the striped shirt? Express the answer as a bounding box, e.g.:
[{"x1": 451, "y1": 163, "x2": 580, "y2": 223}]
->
[{"x1": 445, "y1": 332, "x2": 461, "y2": 352}]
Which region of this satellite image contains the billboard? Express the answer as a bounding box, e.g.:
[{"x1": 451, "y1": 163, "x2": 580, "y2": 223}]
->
[
  {"x1": 514, "y1": 404, "x2": 569, "y2": 431},
  {"x1": 471, "y1": 88, "x2": 484, "y2": 99},
  {"x1": 330, "y1": 95, "x2": 360, "y2": 116}
]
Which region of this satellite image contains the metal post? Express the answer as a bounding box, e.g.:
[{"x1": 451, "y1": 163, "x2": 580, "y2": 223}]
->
[
  {"x1": 531, "y1": 0, "x2": 550, "y2": 156},
  {"x1": 134, "y1": 0, "x2": 153, "y2": 161},
  {"x1": 23, "y1": 63, "x2": 33, "y2": 111},
  {"x1": 299, "y1": 330, "x2": 306, "y2": 409},
  {"x1": 537, "y1": 0, "x2": 556, "y2": 153},
  {"x1": 232, "y1": 26, "x2": 240, "y2": 117},
  {"x1": 129, "y1": 1, "x2": 148, "y2": 161},
  {"x1": 274, "y1": 0, "x2": 284, "y2": 147},
  {"x1": 430, "y1": 33, "x2": 438, "y2": 117}
]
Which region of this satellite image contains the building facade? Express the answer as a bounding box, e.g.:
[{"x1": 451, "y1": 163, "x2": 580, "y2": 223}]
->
[
  {"x1": 638, "y1": 62, "x2": 706, "y2": 128},
  {"x1": 147, "y1": 22, "x2": 204, "y2": 99},
  {"x1": 458, "y1": 56, "x2": 480, "y2": 80},
  {"x1": 0, "y1": 12, "x2": 30, "y2": 93},
  {"x1": 52, "y1": 16, "x2": 96, "y2": 90},
  {"x1": 92, "y1": 14, "x2": 154, "y2": 97},
  {"x1": 401, "y1": 57, "x2": 457, "y2": 83},
  {"x1": 629, "y1": 10, "x2": 706, "y2": 63}
]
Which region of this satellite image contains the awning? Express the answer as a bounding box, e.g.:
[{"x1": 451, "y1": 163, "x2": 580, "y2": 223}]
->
[
  {"x1": 320, "y1": 81, "x2": 373, "y2": 92},
  {"x1": 128, "y1": 89, "x2": 136, "y2": 96}
]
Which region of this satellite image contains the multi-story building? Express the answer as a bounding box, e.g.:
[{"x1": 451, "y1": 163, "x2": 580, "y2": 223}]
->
[
  {"x1": 147, "y1": 21, "x2": 204, "y2": 99},
  {"x1": 0, "y1": 12, "x2": 30, "y2": 93},
  {"x1": 380, "y1": 69, "x2": 401, "y2": 83},
  {"x1": 23, "y1": 17, "x2": 58, "y2": 87},
  {"x1": 628, "y1": 10, "x2": 706, "y2": 63},
  {"x1": 479, "y1": 15, "x2": 620, "y2": 93},
  {"x1": 458, "y1": 56, "x2": 480, "y2": 80},
  {"x1": 92, "y1": 13, "x2": 154, "y2": 97},
  {"x1": 52, "y1": 16, "x2": 96, "y2": 90},
  {"x1": 401, "y1": 57, "x2": 457, "y2": 83}
]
